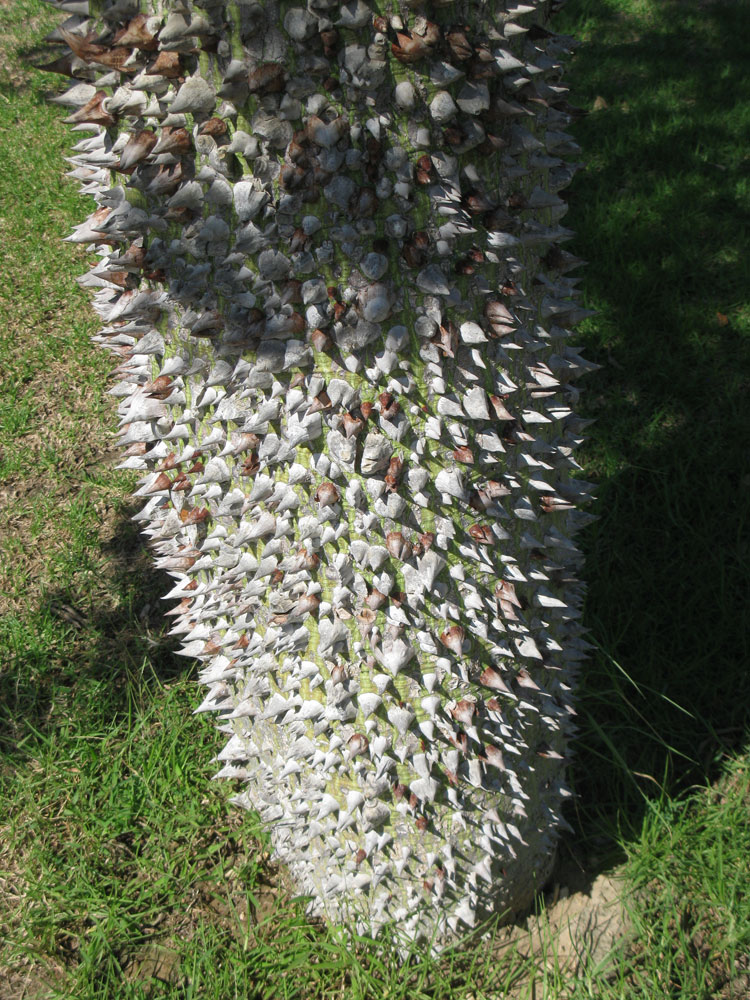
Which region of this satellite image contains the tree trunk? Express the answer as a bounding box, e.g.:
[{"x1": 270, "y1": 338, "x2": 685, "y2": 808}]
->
[{"x1": 50, "y1": 0, "x2": 590, "y2": 947}]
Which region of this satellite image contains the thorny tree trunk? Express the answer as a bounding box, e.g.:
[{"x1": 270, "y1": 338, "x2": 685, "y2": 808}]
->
[{"x1": 48, "y1": 0, "x2": 592, "y2": 947}]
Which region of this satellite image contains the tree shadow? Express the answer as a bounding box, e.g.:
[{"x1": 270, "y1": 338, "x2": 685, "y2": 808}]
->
[
  {"x1": 0, "y1": 503, "x2": 189, "y2": 763},
  {"x1": 557, "y1": 0, "x2": 750, "y2": 837}
]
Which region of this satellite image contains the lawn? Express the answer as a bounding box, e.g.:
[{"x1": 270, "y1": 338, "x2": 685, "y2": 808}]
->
[{"x1": 0, "y1": 0, "x2": 748, "y2": 997}]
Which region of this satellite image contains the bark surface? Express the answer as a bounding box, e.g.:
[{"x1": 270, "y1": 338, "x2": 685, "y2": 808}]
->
[{"x1": 51, "y1": 0, "x2": 590, "y2": 946}]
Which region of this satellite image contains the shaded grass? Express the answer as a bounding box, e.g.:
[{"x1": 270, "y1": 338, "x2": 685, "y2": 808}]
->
[
  {"x1": 556, "y1": 0, "x2": 750, "y2": 826},
  {"x1": 0, "y1": 0, "x2": 749, "y2": 997}
]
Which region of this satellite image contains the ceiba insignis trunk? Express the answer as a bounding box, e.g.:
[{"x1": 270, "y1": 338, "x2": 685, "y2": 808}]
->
[{"x1": 47, "y1": 0, "x2": 592, "y2": 946}]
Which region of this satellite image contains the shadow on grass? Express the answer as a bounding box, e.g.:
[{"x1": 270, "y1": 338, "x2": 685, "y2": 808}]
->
[
  {"x1": 558, "y1": 0, "x2": 750, "y2": 837},
  {"x1": 0, "y1": 508, "x2": 187, "y2": 762}
]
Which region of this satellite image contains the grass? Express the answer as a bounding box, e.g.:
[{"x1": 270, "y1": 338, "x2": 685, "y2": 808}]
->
[
  {"x1": 0, "y1": 0, "x2": 748, "y2": 997},
  {"x1": 554, "y1": 0, "x2": 750, "y2": 831}
]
